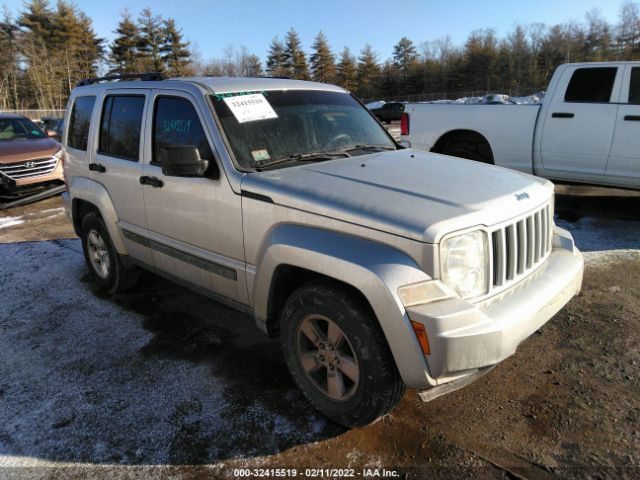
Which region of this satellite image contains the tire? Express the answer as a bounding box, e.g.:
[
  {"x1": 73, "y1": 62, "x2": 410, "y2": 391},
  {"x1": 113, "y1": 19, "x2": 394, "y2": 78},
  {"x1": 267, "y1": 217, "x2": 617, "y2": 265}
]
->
[
  {"x1": 442, "y1": 139, "x2": 492, "y2": 164},
  {"x1": 80, "y1": 212, "x2": 140, "y2": 293},
  {"x1": 280, "y1": 281, "x2": 405, "y2": 427}
]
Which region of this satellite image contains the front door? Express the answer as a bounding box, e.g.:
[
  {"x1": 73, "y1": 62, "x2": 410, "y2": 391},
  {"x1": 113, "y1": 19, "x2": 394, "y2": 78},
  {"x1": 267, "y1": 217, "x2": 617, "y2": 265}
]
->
[
  {"x1": 606, "y1": 65, "x2": 640, "y2": 188},
  {"x1": 539, "y1": 66, "x2": 621, "y2": 179},
  {"x1": 140, "y1": 90, "x2": 247, "y2": 304}
]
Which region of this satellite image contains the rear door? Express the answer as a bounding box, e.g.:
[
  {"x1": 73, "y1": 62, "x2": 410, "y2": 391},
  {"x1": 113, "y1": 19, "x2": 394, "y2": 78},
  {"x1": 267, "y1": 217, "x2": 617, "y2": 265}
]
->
[
  {"x1": 606, "y1": 65, "x2": 640, "y2": 187},
  {"x1": 140, "y1": 89, "x2": 247, "y2": 304},
  {"x1": 91, "y1": 89, "x2": 153, "y2": 265},
  {"x1": 539, "y1": 66, "x2": 622, "y2": 179}
]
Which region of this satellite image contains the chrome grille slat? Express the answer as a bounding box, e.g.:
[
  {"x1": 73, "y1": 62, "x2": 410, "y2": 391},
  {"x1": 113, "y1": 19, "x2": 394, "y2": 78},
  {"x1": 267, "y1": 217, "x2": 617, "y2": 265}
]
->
[
  {"x1": 0, "y1": 157, "x2": 57, "y2": 180},
  {"x1": 506, "y1": 224, "x2": 516, "y2": 280},
  {"x1": 489, "y1": 202, "x2": 553, "y2": 296},
  {"x1": 534, "y1": 211, "x2": 542, "y2": 263},
  {"x1": 526, "y1": 216, "x2": 534, "y2": 269},
  {"x1": 516, "y1": 220, "x2": 526, "y2": 274}
]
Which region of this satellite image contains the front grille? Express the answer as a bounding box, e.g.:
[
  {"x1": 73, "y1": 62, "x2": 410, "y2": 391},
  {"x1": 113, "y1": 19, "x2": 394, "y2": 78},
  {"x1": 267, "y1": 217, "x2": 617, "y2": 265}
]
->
[
  {"x1": 0, "y1": 157, "x2": 58, "y2": 181},
  {"x1": 489, "y1": 203, "x2": 553, "y2": 293}
]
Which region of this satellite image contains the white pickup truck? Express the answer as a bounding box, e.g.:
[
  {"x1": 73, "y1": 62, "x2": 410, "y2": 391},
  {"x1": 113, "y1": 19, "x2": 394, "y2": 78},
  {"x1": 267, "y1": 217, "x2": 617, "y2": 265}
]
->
[{"x1": 401, "y1": 62, "x2": 640, "y2": 189}]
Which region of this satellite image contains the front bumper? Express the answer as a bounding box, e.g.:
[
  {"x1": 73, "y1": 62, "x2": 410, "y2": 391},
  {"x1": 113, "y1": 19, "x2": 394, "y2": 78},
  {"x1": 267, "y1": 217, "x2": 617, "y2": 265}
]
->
[{"x1": 408, "y1": 226, "x2": 583, "y2": 391}]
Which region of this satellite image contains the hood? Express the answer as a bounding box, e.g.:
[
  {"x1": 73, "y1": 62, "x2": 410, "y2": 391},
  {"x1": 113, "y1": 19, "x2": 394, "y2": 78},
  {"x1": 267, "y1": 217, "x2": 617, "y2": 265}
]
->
[
  {"x1": 0, "y1": 138, "x2": 60, "y2": 164},
  {"x1": 241, "y1": 149, "x2": 553, "y2": 243}
]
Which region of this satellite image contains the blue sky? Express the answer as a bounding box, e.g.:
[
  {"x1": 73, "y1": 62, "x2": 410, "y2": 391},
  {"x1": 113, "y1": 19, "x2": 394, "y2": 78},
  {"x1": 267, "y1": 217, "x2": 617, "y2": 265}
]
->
[{"x1": 2, "y1": 0, "x2": 623, "y2": 61}]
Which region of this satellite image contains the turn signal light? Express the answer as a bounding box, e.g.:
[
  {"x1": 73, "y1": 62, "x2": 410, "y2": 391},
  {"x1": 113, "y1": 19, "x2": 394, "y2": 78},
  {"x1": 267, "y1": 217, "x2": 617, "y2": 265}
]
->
[{"x1": 410, "y1": 320, "x2": 430, "y2": 355}]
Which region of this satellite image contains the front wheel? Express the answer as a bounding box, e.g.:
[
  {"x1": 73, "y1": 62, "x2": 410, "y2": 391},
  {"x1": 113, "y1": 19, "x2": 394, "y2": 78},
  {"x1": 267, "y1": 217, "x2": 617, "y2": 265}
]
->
[
  {"x1": 80, "y1": 212, "x2": 140, "y2": 293},
  {"x1": 280, "y1": 281, "x2": 405, "y2": 427}
]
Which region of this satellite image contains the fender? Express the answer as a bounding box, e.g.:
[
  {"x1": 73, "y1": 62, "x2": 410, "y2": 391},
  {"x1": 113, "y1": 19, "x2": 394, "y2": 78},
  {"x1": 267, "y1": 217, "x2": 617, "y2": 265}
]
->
[
  {"x1": 252, "y1": 224, "x2": 437, "y2": 389},
  {"x1": 69, "y1": 176, "x2": 128, "y2": 255}
]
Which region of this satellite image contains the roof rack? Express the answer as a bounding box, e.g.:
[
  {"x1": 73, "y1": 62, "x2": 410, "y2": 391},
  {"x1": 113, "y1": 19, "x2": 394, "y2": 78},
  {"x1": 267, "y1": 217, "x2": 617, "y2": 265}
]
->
[{"x1": 76, "y1": 72, "x2": 164, "y2": 87}]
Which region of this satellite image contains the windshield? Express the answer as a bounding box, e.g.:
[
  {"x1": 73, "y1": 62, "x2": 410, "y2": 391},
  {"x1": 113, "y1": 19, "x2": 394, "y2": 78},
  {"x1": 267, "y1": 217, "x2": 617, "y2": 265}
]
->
[
  {"x1": 0, "y1": 117, "x2": 46, "y2": 141},
  {"x1": 211, "y1": 90, "x2": 396, "y2": 170}
]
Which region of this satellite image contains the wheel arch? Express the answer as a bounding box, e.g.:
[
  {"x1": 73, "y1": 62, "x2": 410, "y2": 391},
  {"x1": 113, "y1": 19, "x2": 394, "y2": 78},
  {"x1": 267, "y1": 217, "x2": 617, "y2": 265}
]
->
[
  {"x1": 69, "y1": 176, "x2": 127, "y2": 254},
  {"x1": 252, "y1": 224, "x2": 437, "y2": 388},
  {"x1": 431, "y1": 129, "x2": 494, "y2": 164}
]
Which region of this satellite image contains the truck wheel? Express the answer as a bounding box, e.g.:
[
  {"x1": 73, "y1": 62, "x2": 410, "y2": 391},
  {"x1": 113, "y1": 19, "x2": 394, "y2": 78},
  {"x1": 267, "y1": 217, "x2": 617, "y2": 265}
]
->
[
  {"x1": 280, "y1": 281, "x2": 405, "y2": 427},
  {"x1": 80, "y1": 212, "x2": 140, "y2": 293},
  {"x1": 441, "y1": 138, "x2": 493, "y2": 164}
]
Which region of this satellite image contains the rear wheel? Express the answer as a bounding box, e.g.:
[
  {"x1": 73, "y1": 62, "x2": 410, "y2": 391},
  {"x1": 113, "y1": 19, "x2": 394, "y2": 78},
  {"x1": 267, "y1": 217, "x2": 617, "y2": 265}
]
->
[
  {"x1": 280, "y1": 281, "x2": 405, "y2": 427},
  {"x1": 80, "y1": 212, "x2": 140, "y2": 293},
  {"x1": 439, "y1": 135, "x2": 493, "y2": 164}
]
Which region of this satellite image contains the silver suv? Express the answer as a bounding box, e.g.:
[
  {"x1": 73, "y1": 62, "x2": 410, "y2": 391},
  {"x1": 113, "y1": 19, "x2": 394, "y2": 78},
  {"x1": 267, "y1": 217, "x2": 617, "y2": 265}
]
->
[{"x1": 61, "y1": 74, "x2": 584, "y2": 426}]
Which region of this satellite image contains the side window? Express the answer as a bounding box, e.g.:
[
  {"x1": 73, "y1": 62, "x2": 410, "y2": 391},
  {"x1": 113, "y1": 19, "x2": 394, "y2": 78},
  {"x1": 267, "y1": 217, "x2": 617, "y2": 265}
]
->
[
  {"x1": 153, "y1": 96, "x2": 214, "y2": 164},
  {"x1": 99, "y1": 95, "x2": 145, "y2": 161},
  {"x1": 67, "y1": 96, "x2": 96, "y2": 150},
  {"x1": 629, "y1": 68, "x2": 640, "y2": 105},
  {"x1": 564, "y1": 67, "x2": 617, "y2": 103}
]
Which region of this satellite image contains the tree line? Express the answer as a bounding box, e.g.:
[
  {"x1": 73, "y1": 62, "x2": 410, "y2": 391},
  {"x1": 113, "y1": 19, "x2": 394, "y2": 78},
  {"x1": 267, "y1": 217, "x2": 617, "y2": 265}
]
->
[
  {"x1": 0, "y1": 1, "x2": 191, "y2": 110},
  {"x1": 2, "y1": 0, "x2": 640, "y2": 110}
]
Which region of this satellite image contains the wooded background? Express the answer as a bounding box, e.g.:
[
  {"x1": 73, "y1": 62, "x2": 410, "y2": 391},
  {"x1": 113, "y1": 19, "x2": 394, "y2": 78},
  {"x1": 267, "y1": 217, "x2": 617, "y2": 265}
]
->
[{"x1": 2, "y1": 0, "x2": 640, "y2": 110}]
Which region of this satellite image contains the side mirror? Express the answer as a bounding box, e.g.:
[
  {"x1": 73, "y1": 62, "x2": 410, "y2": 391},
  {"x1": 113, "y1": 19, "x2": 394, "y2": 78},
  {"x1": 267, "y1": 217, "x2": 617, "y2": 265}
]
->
[
  {"x1": 158, "y1": 145, "x2": 219, "y2": 179},
  {"x1": 46, "y1": 129, "x2": 57, "y2": 137}
]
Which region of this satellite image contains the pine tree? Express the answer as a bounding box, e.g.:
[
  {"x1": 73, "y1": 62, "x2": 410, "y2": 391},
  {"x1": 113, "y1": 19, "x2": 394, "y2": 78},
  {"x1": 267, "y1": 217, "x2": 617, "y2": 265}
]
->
[
  {"x1": 18, "y1": 0, "x2": 103, "y2": 109},
  {"x1": 110, "y1": 11, "x2": 141, "y2": 74},
  {"x1": 161, "y1": 18, "x2": 191, "y2": 76},
  {"x1": 392, "y1": 37, "x2": 418, "y2": 86},
  {"x1": 336, "y1": 47, "x2": 358, "y2": 91},
  {"x1": 0, "y1": 7, "x2": 21, "y2": 109},
  {"x1": 356, "y1": 44, "x2": 380, "y2": 98},
  {"x1": 283, "y1": 28, "x2": 309, "y2": 79},
  {"x1": 138, "y1": 7, "x2": 164, "y2": 73},
  {"x1": 309, "y1": 31, "x2": 336, "y2": 83},
  {"x1": 266, "y1": 36, "x2": 287, "y2": 77}
]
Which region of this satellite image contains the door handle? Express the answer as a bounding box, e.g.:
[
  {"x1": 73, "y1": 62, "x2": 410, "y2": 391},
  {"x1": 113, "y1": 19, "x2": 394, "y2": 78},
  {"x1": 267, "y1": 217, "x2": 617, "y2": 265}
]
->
[
  {"x1": 139, "y1": 176, "x2": 163, "y2": 188},
  {"x1": 88, "y1": 163, "x2": 106, "y2": 173},
  {"x1": 624, "y1": 115, "x2": 640, "y2": 121},
  {"x1": 552, "y1": 112, "x2": 574, "y2": 118}
]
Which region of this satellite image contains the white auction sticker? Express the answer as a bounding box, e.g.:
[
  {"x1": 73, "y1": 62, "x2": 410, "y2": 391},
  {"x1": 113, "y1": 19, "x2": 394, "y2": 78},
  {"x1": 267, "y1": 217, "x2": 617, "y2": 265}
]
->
[{"x1": 223, "y1": 93, "x2": 278, "y2": 123}]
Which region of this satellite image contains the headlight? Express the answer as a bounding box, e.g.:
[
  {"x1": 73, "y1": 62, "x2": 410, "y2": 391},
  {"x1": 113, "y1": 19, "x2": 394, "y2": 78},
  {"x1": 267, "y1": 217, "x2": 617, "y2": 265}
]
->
[
  {"x1": 53, "y1": 149, "x2": 62, "y2": 159},
  {"x1": 441, "y1": 230, "x2": 489, "y2": 298}
]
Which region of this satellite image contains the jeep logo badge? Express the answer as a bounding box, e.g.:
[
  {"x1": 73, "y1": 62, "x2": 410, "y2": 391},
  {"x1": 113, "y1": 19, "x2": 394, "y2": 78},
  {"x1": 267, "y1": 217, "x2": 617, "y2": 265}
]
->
[
  {"x1": 515, "y1": 192, "x2": 530, "y2": 201},
  {"x1": 24, "y1": 161, "x2": 36, "y2": 168}
]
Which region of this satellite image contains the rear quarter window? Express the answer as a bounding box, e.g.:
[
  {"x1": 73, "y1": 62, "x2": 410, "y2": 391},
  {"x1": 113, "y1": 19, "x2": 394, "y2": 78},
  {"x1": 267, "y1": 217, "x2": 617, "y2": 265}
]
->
[
  {"x1": 564, "y1": 67, "x2": 617, "y2": 103},
  {"x1": 67, "y1": 96, "x2": 96, "y2": 150}
]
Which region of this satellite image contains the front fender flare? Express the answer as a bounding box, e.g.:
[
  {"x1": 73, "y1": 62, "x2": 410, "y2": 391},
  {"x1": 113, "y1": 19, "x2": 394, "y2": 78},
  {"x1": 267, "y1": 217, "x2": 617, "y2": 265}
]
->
[{"x1": 253, "y1": 224, "x2": 437, "y2": 388}]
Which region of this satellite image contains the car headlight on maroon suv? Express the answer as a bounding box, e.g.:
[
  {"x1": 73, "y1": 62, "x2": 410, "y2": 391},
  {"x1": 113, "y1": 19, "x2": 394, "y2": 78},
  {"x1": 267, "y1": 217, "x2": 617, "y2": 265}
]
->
[{"x1": 440, "y1": 230, "x2": 489, "y2": 299}]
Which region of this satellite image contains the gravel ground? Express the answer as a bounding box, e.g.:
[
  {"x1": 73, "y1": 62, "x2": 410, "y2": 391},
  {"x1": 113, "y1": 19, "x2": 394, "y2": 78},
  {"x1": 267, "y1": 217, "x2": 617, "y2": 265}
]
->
[{"x1": 0, "y1": 185, "x2": 639, "y2": 479}]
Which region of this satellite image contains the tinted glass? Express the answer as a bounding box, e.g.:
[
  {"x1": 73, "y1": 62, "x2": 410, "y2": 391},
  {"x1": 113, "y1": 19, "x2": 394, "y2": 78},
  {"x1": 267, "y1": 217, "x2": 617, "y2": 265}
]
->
[
  {"x1": 565, "y1": 67, "x2": 617, "y2": 103},
  {"x1": 99, "y1": 95, "x2": 145, "y2": 161},
  {"x1": 153, "y1": 97, "x2": 213, "y2": 163},
  {"x1": 68, "y1": 96, "x2": 96, "y2": 150},
  {"x1": 629, "y1": 68, "x2": 640, "y2": 105},
  {"x1": 211, "y1": 90, "x2": 395, "y2": 170},
  {"x1": 0, "y1": 117, "x2": 46, "y2": 141}
]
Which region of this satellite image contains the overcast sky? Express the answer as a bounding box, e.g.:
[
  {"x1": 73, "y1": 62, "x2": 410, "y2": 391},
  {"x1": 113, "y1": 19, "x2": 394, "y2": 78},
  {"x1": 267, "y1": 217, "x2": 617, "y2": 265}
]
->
[{"x1": 2, "y1": 0, "x2": 623, "y2": 61}]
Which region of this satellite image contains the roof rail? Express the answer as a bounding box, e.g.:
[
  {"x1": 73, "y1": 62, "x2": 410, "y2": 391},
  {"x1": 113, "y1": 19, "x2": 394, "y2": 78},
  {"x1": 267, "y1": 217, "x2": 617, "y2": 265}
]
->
[{"x1": 76, "y1": 72, "x2": 164, "y2": 87}]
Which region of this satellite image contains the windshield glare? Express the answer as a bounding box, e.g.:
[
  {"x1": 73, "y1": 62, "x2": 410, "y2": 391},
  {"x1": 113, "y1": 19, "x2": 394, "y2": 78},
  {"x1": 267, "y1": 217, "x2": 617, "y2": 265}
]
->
[
  {"x1": 211, "y1": 90, "x2": 396, "y2": 170},
  {"x1": 0, "y1": 117, "x2": 46, "y2": 141}
]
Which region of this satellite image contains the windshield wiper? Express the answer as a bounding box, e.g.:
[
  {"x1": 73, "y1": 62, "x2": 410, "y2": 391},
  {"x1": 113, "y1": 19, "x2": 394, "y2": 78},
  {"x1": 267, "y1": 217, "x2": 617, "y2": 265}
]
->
[
  {"x1": 254, "y1": 150, "x2": 351, "y2": 171},
  {"x1": 340, "y1": 144, "x2": 396, "y2": 153}
]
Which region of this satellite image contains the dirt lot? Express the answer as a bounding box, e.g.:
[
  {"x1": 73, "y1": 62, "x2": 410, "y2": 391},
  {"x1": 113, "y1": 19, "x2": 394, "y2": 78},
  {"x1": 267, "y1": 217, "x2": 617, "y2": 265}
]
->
[{"x1": 0, "y1": 184, "x2": 639, "y2": 480}]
